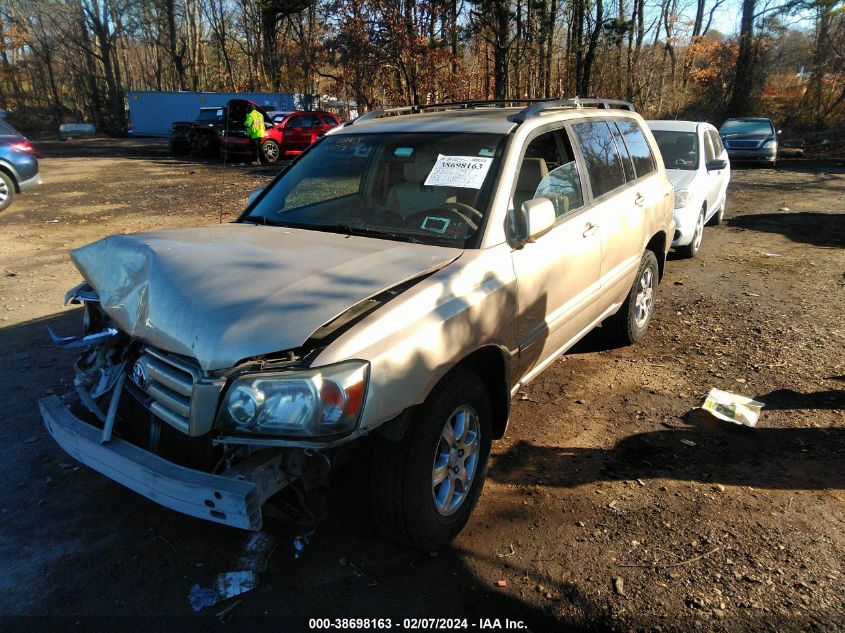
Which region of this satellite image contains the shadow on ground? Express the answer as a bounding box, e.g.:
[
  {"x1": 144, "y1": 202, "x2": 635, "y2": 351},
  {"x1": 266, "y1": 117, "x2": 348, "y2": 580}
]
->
[
  {"x1": 491, "y1": 412, "x2": 845, "y2": 491},
  {"x1": 727, "y1": 212, "x2": 845, "y2": 248}
]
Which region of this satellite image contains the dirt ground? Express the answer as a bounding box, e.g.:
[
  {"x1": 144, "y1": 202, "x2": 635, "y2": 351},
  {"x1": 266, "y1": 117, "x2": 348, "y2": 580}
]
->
[{"x1": 0, "y1": 139, "x2": 843, "y2": 632}]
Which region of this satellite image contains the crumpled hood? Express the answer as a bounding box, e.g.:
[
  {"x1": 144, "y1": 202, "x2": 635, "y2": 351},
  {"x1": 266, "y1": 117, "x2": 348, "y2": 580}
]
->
[
  {"x1": 666, "y1": 170, "x2": 698, "y2": 191},
  {"x1": 71, "y1": 224, "x2": 461, "y2": 370}
]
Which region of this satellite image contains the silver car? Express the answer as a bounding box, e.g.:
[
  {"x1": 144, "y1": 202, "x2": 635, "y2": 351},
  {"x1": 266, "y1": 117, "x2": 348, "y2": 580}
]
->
[
  {"x1": 41, "y1": 99, "x2": 675, "y2": 549},
  {"x1": 719, "y1": 117, "x2": 778, "y2": 167}
]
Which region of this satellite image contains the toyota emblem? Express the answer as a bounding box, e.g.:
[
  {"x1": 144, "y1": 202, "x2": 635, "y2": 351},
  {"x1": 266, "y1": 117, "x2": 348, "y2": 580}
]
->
[{"x1": 131, "y1": 362, "x2": 148, "y2": 389}]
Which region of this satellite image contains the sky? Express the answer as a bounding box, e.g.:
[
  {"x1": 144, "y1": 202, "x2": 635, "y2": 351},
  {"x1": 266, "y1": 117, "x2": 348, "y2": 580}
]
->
[{"x1": 673, "y1": 0, "x2": 817, "y2": 36}]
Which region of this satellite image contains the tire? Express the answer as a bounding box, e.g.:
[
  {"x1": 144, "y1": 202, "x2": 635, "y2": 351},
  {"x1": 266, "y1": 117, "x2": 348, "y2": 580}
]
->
[
  {"x1": 195, "y1": 134, "x2": 217, "y2": 158},
  {"x1": 261, "y1": 140, "x2": 280, "y2": 164},
  {"x1": 707, "y1": 199, "x2": 725, "y2": 226},
  {"x1": 170, "y1": 142, "x2": 191, "y2": 157},
  {"x1": 603, "y1": 250, "x2": 659, "y2": 345},
  {"x1": 370, "y1": 370, "x2": 492, "y2": 550},
  {"x1": 677, "y1": 207, "x2": 705, "y2": 258},
  {"x1": 0, "y1": 171, "x2": 15, "y2": 212}
]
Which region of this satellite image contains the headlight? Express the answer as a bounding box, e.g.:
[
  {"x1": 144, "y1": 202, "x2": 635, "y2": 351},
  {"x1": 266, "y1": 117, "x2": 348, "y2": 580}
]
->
[
  {"x1": 674, "y1": 189, "x2": 690, "y2": 209},
  {"x1": 218, "y1": 361, "x2": 369, "y2": 438},
  {"x1": 763, "y1": 139, "x2": 776, "y2": 148}
]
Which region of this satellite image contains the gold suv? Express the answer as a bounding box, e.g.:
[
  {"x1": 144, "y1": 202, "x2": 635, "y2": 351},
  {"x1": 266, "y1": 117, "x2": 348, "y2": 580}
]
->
[{"x1": 41, "y1": 99, "x2": 675, "y2": 549}]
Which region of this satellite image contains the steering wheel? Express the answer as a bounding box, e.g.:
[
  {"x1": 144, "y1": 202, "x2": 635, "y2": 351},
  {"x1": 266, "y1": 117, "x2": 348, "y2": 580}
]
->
[
  {"x1": 405, "y1": 202, "x2": 483, "y2": 232},
  {"x1": 674, "y1": 158, "x2": 690, "y2": 167}
]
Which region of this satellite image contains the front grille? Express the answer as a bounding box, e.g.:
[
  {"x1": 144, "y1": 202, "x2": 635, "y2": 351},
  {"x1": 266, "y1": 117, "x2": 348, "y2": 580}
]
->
[
  {"x1": 132, "y1": 348, "x2": 201, "y2": 434},
  {"x1": 727, "y1": 140, "x2": 760, "y2": 149}
]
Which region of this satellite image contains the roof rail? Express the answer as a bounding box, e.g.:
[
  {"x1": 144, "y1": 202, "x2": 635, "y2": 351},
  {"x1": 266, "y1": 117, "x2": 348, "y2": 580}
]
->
[
  {"x1": 342, "y1": 97, "x2": 635, "y2": 127},
  {"x1": 512, "y1": 98, "x2": 635, "y2": 123},
  {"x1": 345, "y1": 99, "x2": 549, "y2": 127}
]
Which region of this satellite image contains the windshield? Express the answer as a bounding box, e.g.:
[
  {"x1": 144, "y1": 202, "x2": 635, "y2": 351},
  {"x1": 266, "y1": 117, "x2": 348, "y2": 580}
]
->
[
  {"x1": 198, "y1": 108, "x2": 224, "y2": 122},
  {"x1": 651, "y1": 130, "x2": 699, "y2": 170},
  {"x1": 720, "y1": 119, "x2": 774, "y2": 136},
  {"x1": 244, "y1": 132, "x2": 506, "y2": 248}
]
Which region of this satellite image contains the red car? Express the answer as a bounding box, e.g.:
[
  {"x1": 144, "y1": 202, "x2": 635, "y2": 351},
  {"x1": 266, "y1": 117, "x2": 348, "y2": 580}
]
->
[{"x1": 219, "y1": 100, "x2": 341, "y2": 163}]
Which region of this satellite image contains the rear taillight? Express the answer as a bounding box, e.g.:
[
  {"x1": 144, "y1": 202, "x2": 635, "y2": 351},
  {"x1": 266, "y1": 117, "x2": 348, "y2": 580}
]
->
[{"x1": 10, "y1": 141, "x2": 32, "y2": 152}]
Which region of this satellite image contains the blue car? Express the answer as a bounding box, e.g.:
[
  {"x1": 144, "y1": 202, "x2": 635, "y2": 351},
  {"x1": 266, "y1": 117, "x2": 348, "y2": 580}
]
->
[{"x1": 0, "y1": 120, "x2": 41, "y2": 211}]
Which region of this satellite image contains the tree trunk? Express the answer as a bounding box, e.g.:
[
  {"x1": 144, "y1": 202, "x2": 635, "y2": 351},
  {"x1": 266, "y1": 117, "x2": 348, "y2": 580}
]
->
[
  {"x1": 728, "y1": 0, "x2": 756, "y2": 117},
  {"x1": 578, "y1": 0, "x2": 602, "y2": 96}
]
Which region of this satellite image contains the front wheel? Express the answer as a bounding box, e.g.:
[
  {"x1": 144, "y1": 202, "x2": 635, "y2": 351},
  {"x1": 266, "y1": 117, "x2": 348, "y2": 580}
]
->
[
  {"x1": 370, "y1": 371, "x2": 492, "y2": 550},
  {"x1": 0, "y1": 171, "x2": 15, "y2": 212},
  {"x1": 261, "y1": 139, "x2": 280, "y2": 163},
  {"x1": 603, "y1": 250, "x2": 659, "y2": 345}
]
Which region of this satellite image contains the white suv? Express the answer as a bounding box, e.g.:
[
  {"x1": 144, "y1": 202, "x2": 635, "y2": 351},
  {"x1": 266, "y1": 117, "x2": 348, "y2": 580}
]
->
[{"x1": 41, "y1": 99, "x2": 675, "y2": 549}]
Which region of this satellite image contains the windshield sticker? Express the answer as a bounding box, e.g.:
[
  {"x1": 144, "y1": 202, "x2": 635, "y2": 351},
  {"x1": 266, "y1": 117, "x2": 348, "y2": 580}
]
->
[
  {"x1": 394, "y1": 147, "x2": 414, "y2": 157},
  {"x1": 478, "y1": 148, "x2": 496, "y2": 157},
  {"x1": 421, "y1": 216, "x2": 451, "y2": 234},
  {"x1": 424, "y1": 154, "x2": 493, "y2": 189}
]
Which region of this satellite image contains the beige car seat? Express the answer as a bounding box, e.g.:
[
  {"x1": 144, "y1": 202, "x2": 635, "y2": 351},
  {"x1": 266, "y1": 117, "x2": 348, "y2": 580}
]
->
[
  {"x1": 513, "y1": 158, "x2": 549, "y2": 211},
  {"x1": 386, "y1": 154, "x2": 457, "y2": 218}
]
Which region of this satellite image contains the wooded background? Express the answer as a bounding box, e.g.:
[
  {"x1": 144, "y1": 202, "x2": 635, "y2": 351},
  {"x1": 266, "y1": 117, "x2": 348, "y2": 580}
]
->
[{"x1": 0, "y1": 0, "x2": 843, "y2": 136}]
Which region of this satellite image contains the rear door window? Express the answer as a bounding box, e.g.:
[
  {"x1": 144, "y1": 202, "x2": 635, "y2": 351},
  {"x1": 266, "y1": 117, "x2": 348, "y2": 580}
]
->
[
  {"x1": 616, "y1": 120, "x2": 656, "y2": 178},
  {"x1": 571, "y1": 121, "x2": 626, "y2": 198}
]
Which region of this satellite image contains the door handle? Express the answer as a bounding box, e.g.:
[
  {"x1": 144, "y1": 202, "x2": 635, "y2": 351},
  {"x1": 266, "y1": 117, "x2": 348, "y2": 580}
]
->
[
  {"x1": 634, "y1": 193, "x2": 645, "y2": 207},
  {"x1": 582, "y1": 223, "x2": 598, "y2": 237}
]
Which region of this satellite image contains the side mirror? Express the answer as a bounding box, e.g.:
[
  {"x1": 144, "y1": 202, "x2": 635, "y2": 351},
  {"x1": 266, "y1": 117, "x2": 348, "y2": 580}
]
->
[
  {"x1": 706, "y1": 159, "x2": 727, "y2": 171},
  {"x1": 522, "y1": 198, "x2": 556, "y2": 242},
  {"x1": 247, "y1": 187, "x2": 264, "y2": 206}
]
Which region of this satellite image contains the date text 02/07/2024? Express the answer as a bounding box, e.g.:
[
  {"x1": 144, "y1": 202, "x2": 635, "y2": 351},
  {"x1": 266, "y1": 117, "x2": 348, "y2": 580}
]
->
[{"x1": 307, "y1": 618, "x2": 529, "y2": 630}]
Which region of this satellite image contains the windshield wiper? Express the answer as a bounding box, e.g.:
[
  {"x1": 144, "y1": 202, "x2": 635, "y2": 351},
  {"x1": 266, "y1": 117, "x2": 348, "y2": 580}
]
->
[{"x1": 241, "y1": 218, "x2": 427, "y2": 244}]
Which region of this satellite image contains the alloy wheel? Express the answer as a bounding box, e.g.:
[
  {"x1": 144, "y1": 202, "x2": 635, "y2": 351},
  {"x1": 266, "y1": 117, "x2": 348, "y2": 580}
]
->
[
  {"x1": 633, "y1": 267, "x2": 654, "y2": 328},
  {"x1": 263, "y1": 142, "x2": 279, "y2": 162},
  {"x1": 432, "y1": 405, "x2": 480, "y2": 516}
]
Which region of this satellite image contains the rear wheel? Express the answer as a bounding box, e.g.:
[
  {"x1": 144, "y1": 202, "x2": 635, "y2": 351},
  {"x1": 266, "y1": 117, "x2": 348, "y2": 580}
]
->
[
  {"x1": 370, "y1": 371, "x2": 492, "y2": 550},
  {"x1": 603, "y1": 250, "x2": 659, "y2": 345},
  {"x1": 261, "y1": 139, "x2": 280, "y2": 164},
  {"x1": 0, "y1": 171, "x2": 15, "y2": 212}
]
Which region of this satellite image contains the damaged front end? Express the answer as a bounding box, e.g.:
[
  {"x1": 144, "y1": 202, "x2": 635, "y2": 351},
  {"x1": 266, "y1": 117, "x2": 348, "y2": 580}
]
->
[{"x1": 40, "y1": 284, "x2": 358, "y2": 530}]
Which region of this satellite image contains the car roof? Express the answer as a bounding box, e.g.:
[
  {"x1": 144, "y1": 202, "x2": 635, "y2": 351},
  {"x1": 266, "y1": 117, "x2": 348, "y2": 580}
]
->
[
  {"x1": 647, "y1": 120, "x2": 708, "y2": 133},
  {"x1": 723, "y1": 117, "x2": 772, "y2": 121}
]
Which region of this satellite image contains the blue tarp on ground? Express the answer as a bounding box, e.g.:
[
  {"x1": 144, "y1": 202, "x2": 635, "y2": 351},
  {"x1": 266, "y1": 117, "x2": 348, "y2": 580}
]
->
[{"x1": 128, "y1": 91, "x2": 299, "y2": 137}]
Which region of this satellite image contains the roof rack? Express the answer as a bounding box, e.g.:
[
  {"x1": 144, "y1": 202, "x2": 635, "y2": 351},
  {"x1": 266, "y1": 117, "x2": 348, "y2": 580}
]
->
[
  {"x1": 344, "y1": 97, "x2": 635, "y2": 127},
  {"x1": 512, "y1": 98, "x2": 635, "y2": 123},
  {"x1": 346, "y1": 100, "x2": 541, "y2": 127}
]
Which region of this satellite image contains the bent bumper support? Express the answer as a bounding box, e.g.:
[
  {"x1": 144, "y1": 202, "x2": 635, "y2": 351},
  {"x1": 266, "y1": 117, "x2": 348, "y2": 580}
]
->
[{"x1": 39, "y1": 395, "x2": 277, "y2": 530}]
